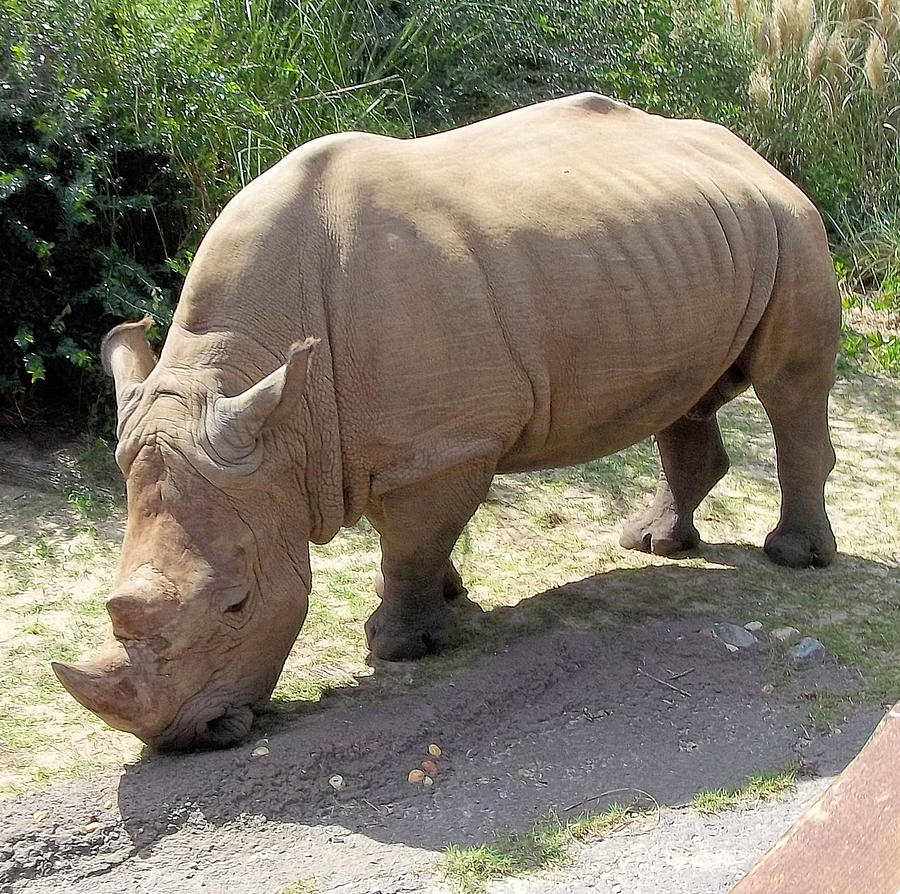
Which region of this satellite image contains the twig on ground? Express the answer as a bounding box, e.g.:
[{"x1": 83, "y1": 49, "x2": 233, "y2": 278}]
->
[
  {"x1": 564, "y1": 787, "x2": 658, "y2": 814},
  {"x1": 667, "y1": 666, "x2": 695, "y2": 681},
  {"x1": 637, "y1": 666, "x2": 692, "y2": 697}
]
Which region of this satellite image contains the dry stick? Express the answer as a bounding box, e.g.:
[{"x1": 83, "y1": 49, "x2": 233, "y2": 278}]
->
[
  {"x1": 637, "y1": 667, "x2": 692, "y2": 697},
  {"x1": 667, "y1": 666, "x2": 695, "y2": 681}
]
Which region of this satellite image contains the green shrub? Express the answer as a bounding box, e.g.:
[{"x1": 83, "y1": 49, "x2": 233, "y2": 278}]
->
[
  {"x1": 0, "y1": 3, "x2": 191, "y2": 427},
  {"x1": 2, "y1": 0, "x2": 897, "y2": 429}
]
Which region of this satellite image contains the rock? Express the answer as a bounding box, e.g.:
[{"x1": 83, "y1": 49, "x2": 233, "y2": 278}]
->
[
  {"x1": 771, "y1": 626, "x2": 801, "y2": 646},
  {"x1": 250, "y1": 746, "x2": 269, "y2": 757},
  {"x1": 423, "y1": 776, "x2": 434, "y2": 788},
  {"x1": 712, "y1": 622, "x2": 757, "y2": 648},
  {"x1": 328, "y1": 775, "x2": 344, "y2": 790},
  {"x1": 427, "y1": 743, "x2": 442, "y2": 757},
  {"x1": 744, "y1": 621, "x2": 764, "y2": 632},
  {"x1": 407, "y1": 769, "x2": 425, "y2": 784},
  {"x1": 421, "y1": 760, "x2": 438, "y2": 776},
  {"x1": 791, "y1": 637, "x2": 827, "y2": 668},
  {"x1": 761, "y1": 683, "x2": 776, "y2": 696}
]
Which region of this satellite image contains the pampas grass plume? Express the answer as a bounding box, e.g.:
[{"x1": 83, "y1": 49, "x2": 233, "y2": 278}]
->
[{"x1": 865, "y1": 32, "x2": 889, "y2": 88}]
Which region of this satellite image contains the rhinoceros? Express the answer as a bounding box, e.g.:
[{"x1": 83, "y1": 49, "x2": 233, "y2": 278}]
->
[{"x1": 52, "y1": 93, "x2": 839, "y2": 749}]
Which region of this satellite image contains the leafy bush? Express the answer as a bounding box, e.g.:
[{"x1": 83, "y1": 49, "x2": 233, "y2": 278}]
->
[
  {"x1": 2, "y1": 0, "x2": 897, "y2": 430},
  {"x1": 0, "y1": 4, "x2": 192, "y2": 426}
]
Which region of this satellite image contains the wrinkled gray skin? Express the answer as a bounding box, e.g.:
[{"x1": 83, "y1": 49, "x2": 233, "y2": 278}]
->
[{"x1": 53, "y1": 94, "x2": 840, "y2": 750}]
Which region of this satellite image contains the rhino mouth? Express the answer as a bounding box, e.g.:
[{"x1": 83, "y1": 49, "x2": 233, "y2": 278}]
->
[{"x1": 153, "y1": 702, "x2": 256, "y2": 752}]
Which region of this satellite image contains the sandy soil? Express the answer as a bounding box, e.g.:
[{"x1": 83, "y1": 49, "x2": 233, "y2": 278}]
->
[{"x1": 0, "y1": 618, "x2": 884, "y2": 894}]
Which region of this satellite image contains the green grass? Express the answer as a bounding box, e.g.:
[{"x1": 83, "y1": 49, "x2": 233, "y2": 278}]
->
[
  {"x1": 441, "y1": 774, "x2": 793, "y2": 892},
  {"x1": 272, "y1": 880, "x2": 321, "y2": 894},
  {"x1": 441, "y1": 805, "x2": 633, "y2": 893},
  {"x1": 691, "y1": 769, "x2": 796, "y2": 814}
]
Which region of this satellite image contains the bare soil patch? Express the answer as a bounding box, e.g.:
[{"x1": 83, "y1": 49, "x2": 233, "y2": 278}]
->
[{"x1": 0, "y1": 618, "x2": 884, "y2": 893}]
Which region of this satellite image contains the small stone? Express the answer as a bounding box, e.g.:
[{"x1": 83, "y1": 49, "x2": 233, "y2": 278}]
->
[
  {"x1": 103, "y1": 800, "x2": 114, "y2": 810},
  {"x1": 712, "y1": 622, "x2": 757, "y2": 648},
  {"x1": 33, "y1": 810, "x2": 49, "y2": 822},
  {"x1": 761, "y1": 683, "x2": 776, "y2": 696},
  {"x1": 423, "y1": 776, "x2": 434, "y2": 787},
  {"x1": 251, "y1": 746, "x2": 269, "y2": 758},
  {"x1": 328, "y1": 775, "x2": 344, "y2": 791},
  {"x1": 421, "y1": 760, "x2": 438, "y2": 776},
  {"x1": 791, "y1": 637, "x2": 827, "y2": 668},
  {"x1": 725, "y1": 643, "x2": 739, "y2": 653},
  {"x1": 407, "y1": 769, "x2": 426, "y2": 784},
  {"x1": 83, "y1": 822, "x2": 101, "y2": 835},
  {"x1": 744, "y1": 621, "x2": 763, "y2": 632},
  {"x1": 427, "y1": 744, "x2": 442, "y2": 757},
  {"x1": 771, "y1": 626, "x2": 802, "y2": 646}
]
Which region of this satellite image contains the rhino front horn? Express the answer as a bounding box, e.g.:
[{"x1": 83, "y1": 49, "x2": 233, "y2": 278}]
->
[{"x1": 51, "y1": 650, "x2": 150, "y2": 738}]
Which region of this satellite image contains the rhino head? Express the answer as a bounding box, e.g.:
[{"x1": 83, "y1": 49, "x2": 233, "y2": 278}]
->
[{"x1": 52, "y1": 319, "x2": 319, "y2": 749}]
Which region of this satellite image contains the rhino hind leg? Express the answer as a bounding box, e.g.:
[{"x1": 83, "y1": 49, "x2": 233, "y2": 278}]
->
[
  {"x1": 751, "y1": 367, "x2": 837, "y2": 568},
  {"x1": 620, "y1": 411, "x2": 732, "y2": 557},
  {"x1": 364, "y1": 462, "x2": 493, "y2": 661}
]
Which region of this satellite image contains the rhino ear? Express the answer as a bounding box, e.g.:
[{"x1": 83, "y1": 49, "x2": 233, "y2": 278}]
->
[
  {"x1": 101, "y1": 317, "x2": 157, "y2": 420},
  {"x1": 209, "y1": 337, "x2": 319, "y2": 465}
]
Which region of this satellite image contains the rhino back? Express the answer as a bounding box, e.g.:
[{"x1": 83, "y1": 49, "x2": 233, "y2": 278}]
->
[
  {"x1": 316, "y1": 94, "x2": 811, "y2": 491},
  {"x1": 157, "y1": 94, "x2": 827, "y2": 517}
]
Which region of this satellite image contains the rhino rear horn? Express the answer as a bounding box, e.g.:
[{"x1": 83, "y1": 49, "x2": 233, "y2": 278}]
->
[
  {"x1": 101, "y1": 317, "x2": 157, "y2": 418},
  {"x1": 209, "y1": 337, "x2": 319, "y2": 464}
]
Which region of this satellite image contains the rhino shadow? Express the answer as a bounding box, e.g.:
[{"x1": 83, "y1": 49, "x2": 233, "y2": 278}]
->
[{"x1": 112, "y1": 546, "x2": 892, "y2": 855}]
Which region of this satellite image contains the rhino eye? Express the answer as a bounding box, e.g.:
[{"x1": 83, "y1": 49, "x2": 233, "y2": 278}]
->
[
  {"x1": 219, "y1": 586, "x2": 250, "y2": 617},
  {"x1": 224, "y1": 594, "x2": 249, "y2": 614}
]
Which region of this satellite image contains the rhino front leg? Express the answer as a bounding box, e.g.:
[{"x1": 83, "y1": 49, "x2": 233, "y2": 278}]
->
[
  {"x1": 620, "y1": 413, "x2": 731, "y2": 556},
  {"x1": 374, "y1": 559, "x2": 467, "y2": 602},
  {"x1": 364, "y1": 462, "x2": 493, "y2": 661}
]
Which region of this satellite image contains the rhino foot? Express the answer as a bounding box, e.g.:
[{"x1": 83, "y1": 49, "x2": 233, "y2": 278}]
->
[
  {"x1": 619, "y1": 507, "x2": 701, "y2": 557},
  {"x1": 764, "y1": 525, "x2": 836, "y2": 568},
  {"x1": 365, "y1": 601, "x2": 461, "y2": 661}
]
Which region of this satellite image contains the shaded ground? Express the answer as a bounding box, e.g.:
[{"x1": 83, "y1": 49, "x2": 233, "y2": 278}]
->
[{"x1": 0, "y1": 617, "x2": 885, "y2": 893}]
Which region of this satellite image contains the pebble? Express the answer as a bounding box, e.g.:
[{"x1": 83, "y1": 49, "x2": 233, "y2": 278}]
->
[
  {"x1": 791, "y1": 637, "x2": 827, "y2": 668},
  {"x1": 328, "y1": 775, "x2": 344, "y2": 791},
  {"x1": 407, "y1": 769, "x2": 425, "y2": 784},
  {"x1": 421, "y1": 760, "x2": 438, "y2": 776},
  {"x1": 423, "y1": 776, "x2": 434, "y2": 788},
  {"x1": 771, "y1": 626, "x2": 801, "y2": 646},
  {"x1": 744, "y1": 621, "x2": 764, "y2": 632},
  {"x1": 712, "y1": 622, "x2": 757, "y2": 648},
  {"x1": 427, "y1": 744, "x2": 442, "y2": 757},
  {"x1": 250, "y1": 746, "x2": 269, "y2": 758}
]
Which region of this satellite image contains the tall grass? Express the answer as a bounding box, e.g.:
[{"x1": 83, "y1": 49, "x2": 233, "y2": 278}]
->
[
  {"x1": 722, "y1": 1, "x2": 900, "y2": 268},
  {"x1": 719, "y1": 0, "x2": 900, "y2": 370}
]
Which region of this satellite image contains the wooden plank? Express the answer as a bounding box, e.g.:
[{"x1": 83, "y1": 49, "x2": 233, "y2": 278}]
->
[{"x1": 731, "y1": 702, "x2": 900, "y2": 894}]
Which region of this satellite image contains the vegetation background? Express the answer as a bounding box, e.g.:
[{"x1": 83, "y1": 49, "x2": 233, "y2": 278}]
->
[{"x1": 1, "y1": 0, "x2": 899, "y2": 430}]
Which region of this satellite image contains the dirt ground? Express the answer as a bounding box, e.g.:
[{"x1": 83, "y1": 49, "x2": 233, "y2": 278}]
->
[
  {"x1": 0, "y1": 617, "x2": 885, "y2": 893},
  {"x1": 0, "y1": 373, "x2": 897, "y2": 892}
]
